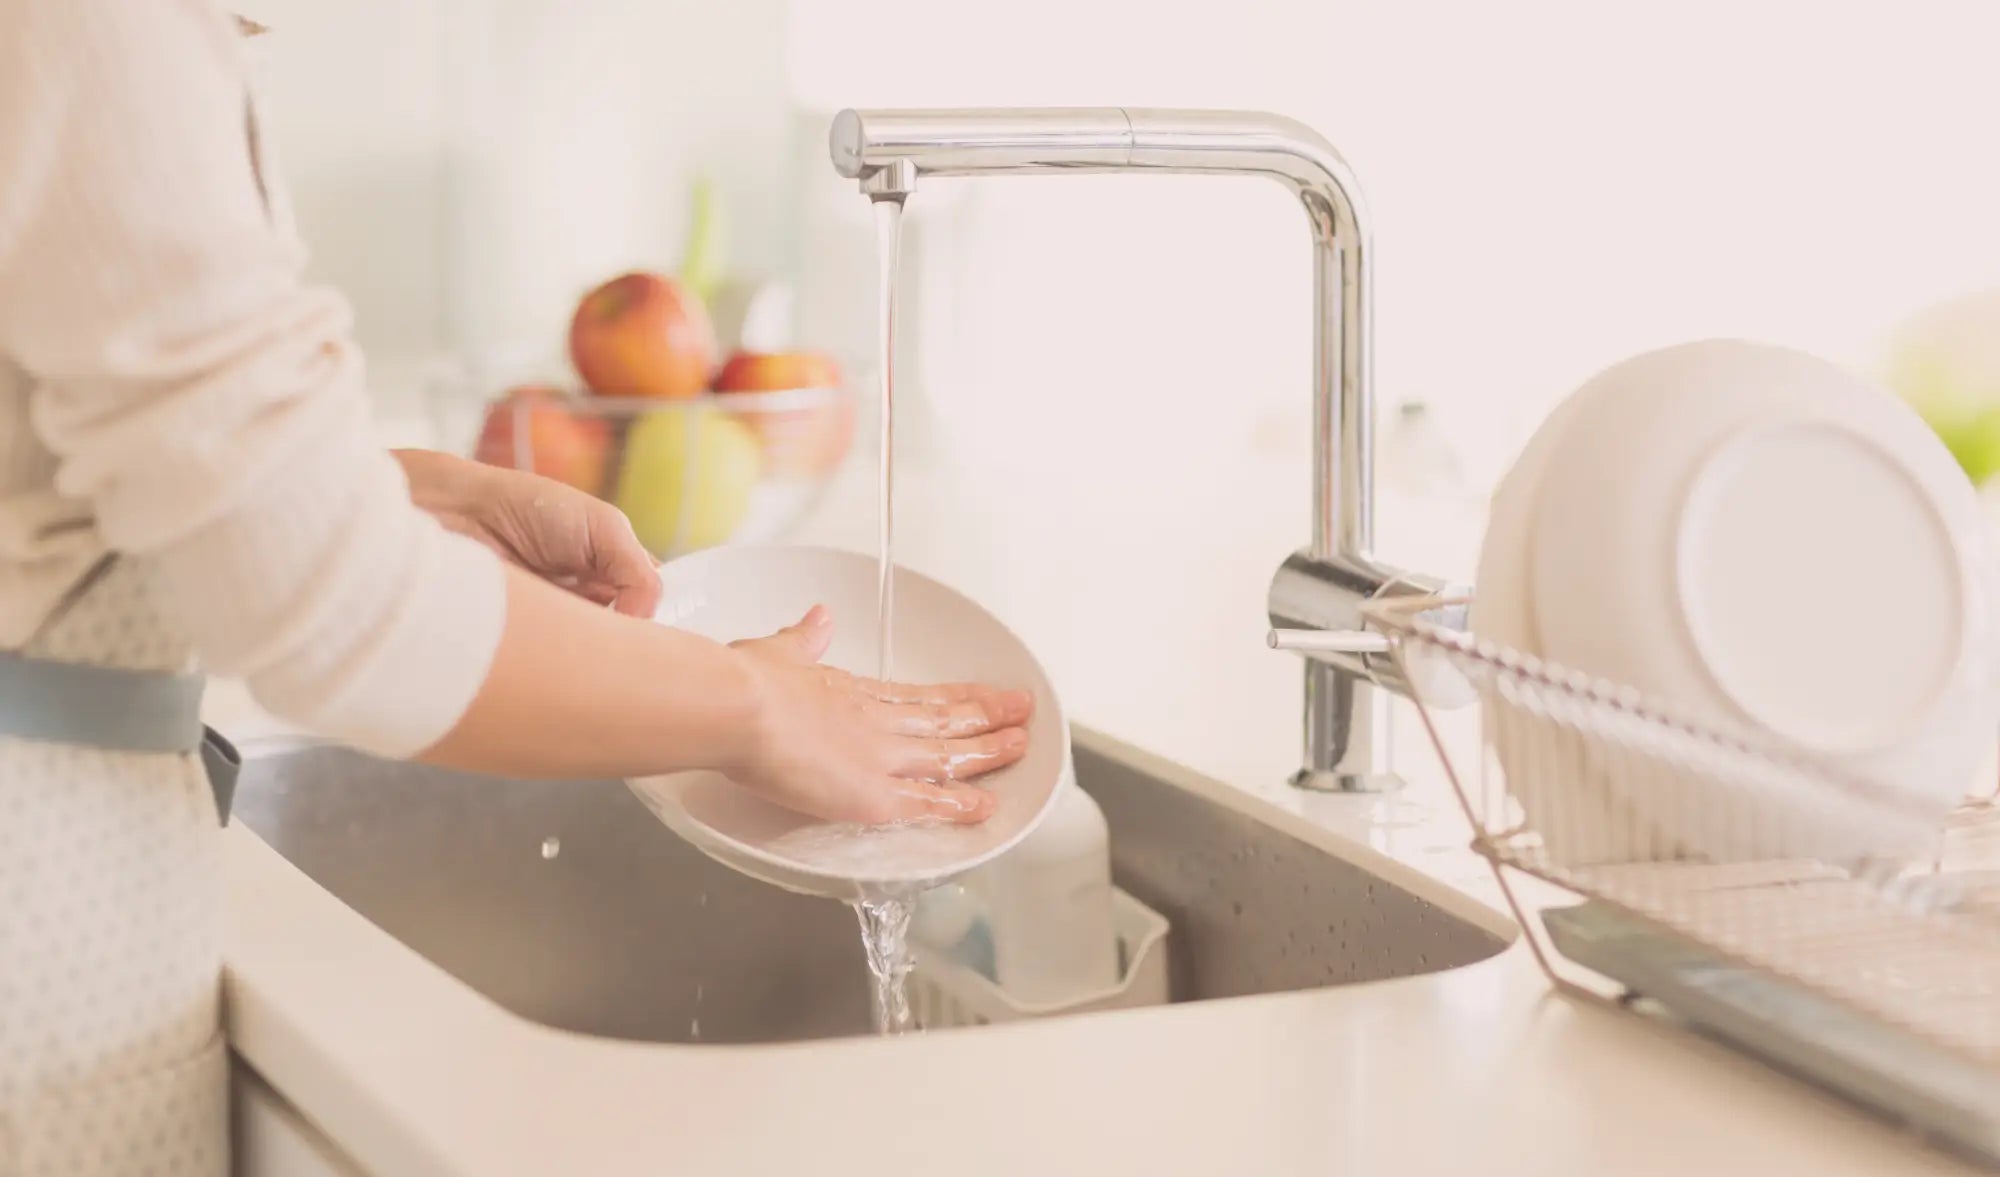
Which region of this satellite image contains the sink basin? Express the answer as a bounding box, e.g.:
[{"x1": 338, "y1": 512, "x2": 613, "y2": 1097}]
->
[{"x1": 234, "y1": 728, "x2": 1508, "y2": 1044}]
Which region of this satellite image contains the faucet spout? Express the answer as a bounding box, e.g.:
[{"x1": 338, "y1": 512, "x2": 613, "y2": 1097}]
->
[{"x1": 831, "y1": 107, "x2": 1424, "y2": 792}]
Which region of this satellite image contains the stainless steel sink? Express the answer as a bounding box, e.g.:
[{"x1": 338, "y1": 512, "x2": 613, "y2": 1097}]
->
[{"x1": 234, "y1": 728, "x2": 1507, "y2": 1044}]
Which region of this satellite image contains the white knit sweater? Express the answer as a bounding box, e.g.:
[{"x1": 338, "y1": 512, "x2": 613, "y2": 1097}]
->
[{"x1": 0, "y1": 0, "x2": 505, "y2": 756}]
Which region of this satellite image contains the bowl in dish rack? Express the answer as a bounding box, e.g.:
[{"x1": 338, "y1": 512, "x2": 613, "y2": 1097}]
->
[
  {"x1": 1479, "y1": 339, "x2": 1997, "y2": 866},
  {"x1": 1472, "y1": 382, "x2": 1669, "y2": 866},
  {"x1": 468, "y1": 384, "x2": 856, "y2": 559},
  {"x1": 627, "y1": 545, "x2": 1071, "y2": 901}
]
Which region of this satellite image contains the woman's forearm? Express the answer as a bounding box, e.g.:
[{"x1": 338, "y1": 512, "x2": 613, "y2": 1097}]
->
[{"x1": 418, "y1": 563, "x2": 762, "y2": 779}]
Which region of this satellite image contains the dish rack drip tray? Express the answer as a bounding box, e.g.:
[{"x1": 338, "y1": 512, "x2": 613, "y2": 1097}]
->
[{"x1": 1365, "y1": 594, "x2": 2000, "y2": 1167}]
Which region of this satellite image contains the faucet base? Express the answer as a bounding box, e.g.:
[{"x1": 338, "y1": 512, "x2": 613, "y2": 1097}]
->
[
  {"x1": 1288, "y1": 768, "x2": 1405, "y2": 794},
  {"x1": 1293, "y1": 660, "x2": 1401, "y2": 795}
]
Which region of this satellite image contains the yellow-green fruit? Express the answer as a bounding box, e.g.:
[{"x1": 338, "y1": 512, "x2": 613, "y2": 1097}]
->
[
  {"x1": 615, "y1": 408, "x2": 762, "y2": 555},
  {"x1": 1885, "y1": 288, "x2": 2000, "y2": 486}
]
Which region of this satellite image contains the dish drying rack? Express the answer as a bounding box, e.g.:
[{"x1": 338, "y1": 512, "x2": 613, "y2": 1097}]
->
[{"x1": 1363, "y1": 596, "x2": 2000, "y2": 1134}]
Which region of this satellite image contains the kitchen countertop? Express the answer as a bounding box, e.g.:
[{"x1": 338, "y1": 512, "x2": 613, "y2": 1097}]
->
[{"x1": 217, "y1": 447, "x2": 1986, "y2": 1176}]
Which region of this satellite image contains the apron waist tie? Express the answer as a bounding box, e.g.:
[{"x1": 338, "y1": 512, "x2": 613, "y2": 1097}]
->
[{"x1": 0, "y1": 653, "x2": 240, "y2": 824}]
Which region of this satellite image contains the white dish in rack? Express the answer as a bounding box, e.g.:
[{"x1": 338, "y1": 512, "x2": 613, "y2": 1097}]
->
[
  {"x1": 627, "y1": 545, "x2": 1070, "y2": 901},
  {"x1": 1519, "y1": 340, "x2": 1996, "y2": 863},
  {"x1": 1473, "y1": 377, "x2": 1669, "y2": 864}
]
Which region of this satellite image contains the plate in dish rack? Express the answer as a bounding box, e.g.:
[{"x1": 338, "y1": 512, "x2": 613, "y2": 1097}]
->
[
  {"x1": 1523, "y1": 340, "x2": 1996, "y2": 863},
  {"x1": 627, "y1": 544, "x2": 1070, "y2": 901}
]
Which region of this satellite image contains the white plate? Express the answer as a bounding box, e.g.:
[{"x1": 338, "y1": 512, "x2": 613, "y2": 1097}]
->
[
  {"x1": 627, "y1": 545, "x2": 1070, "y2": 901},
  {"x1": 1474, "y1": 384, "x2": 1674, "y2": 864},
  {"x1": 1473, "y1": 379, "x2": 1599, "y2": 659},
  {"x1": 1528, "y1": 340, "x2": 1995, "y2": 861}
]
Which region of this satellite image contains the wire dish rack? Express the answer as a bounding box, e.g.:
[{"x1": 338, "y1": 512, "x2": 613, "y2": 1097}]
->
[{"x1": 1365, "y1": 596, "x2": 2000, "y2": 1083}]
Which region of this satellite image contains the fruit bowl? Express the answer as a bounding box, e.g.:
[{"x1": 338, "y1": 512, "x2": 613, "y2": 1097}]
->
[{"x1": 471, "y1": 384, "x2": 857, "y2": 559}]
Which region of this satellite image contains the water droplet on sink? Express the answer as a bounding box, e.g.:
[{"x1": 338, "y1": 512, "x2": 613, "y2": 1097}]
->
[
  {"x1": 690, "y1": 1018, "x2": 702, "y2": 1040},
  {"x1": 1232, "y1": 900, "x2": 1244, "y2": 917},
  {"x1": 698, "y1": 893, "x2": 708, "y2": 908},
  {"x1": 695, "y1": 983, "x2": 705, "y2": 1004},
  {"x1": 539, "y1": 837, "x2": 560, "y2": 860}
]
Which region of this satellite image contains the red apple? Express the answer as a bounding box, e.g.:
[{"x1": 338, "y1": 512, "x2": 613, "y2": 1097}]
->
[
  {"x1": 569, "y1": 272, "x2": 716, "y2": 399},
  {"x1": 712, "y1": 351, "x2": 854, "y2": 479},
  {"x1": 474, "y1": 385, "x2": 612, "y2": 495},
  {"x1": 713, "y1": 351, "x2": 842, "y2": 394}
]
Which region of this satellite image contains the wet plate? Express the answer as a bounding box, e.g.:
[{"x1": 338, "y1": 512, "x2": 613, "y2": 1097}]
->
[{"x1": 628, "y1": 545, "x2": 1069, "y2": 901}]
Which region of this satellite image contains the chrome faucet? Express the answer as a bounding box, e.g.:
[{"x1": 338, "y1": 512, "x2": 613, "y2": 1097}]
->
[{"x1": 830, "y1": 108, "x2": 1456, "y2": 792}]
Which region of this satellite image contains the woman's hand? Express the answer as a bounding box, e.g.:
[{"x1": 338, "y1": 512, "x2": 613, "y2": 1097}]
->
[
  {"x1": 398, "y1": 453, "x2": 1031, "y2": 827},
  {"x1": 394, "y1": 449, "x2": 661, "y2": 618},
  {"x1": 725, "y1": 606, "x2": 1034, "y2": 826},
  {"x1": 419, "y1": 562, "x2": 1033, "y2": 824}
]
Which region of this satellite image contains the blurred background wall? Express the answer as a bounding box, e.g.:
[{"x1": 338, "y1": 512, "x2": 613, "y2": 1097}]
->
[{"x1": 243, "y1": 0, "x2": 2000, "y2": 474}]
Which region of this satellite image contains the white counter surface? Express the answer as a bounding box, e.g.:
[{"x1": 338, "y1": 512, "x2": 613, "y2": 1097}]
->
[{"x1": 219, "y1": 448, "x2": 1988, "y2": 1176}]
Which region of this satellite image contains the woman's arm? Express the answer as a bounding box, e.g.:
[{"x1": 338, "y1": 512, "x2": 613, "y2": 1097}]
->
[
  {"x1": 393, "y1": 448, "x2": 662, "y2": 617},
  {"x1": 427, "y1": 571, "x2": 1031, "y2": 823},
  {"x1": 0, "y1": 0, "x2": 1027, "y2": 824},
  {"x1": 394, "y1": 453, "x2": 1027, "y2": 820},
  {"x1": 0, "y1": 0, "x2": 497, "y2": 755}
]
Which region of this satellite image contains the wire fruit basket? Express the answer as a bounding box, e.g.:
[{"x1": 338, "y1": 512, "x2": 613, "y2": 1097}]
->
[
  {"x1": 1363, "y1": 596, "x2": 2000, "y2": 1117},
  {"x1": 464, "y1": 384, "x2": 856, "y2": 560}
]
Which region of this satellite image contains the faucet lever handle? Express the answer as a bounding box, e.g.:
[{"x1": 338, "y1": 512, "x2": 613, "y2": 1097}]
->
[
  {"x1": 1265, "y1": 628, "x2": 1392, "y2": 655},
  {"x1": 1268, "y1": 625, "x2": 1477, "y2": 713}
]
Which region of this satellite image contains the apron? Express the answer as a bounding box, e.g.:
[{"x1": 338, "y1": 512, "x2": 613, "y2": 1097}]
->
[{"x1": 0, "y1": 557, "x2": 239, "y2": 1177}]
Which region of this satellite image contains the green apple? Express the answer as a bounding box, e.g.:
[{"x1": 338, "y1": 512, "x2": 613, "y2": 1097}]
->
[
  {"x1": 1885, "y1": 288, "x2": 2000, "y2": 485},
  {"x1": 614, "y1": 408, "x2": 762, "y2": 555},
  {"x1": 1925, "y1": 409, "x2": 2000, "y2": 489}
]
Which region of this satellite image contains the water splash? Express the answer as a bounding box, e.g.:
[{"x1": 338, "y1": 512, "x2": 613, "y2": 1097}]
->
[{"x1": 853, "y1": 894, "x2": 917, "y2": 1035}]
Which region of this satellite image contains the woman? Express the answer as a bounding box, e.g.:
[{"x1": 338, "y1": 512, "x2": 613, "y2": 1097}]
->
[{"x1": 0, "y1": 3, "x2": 1031, "y2": 1173}]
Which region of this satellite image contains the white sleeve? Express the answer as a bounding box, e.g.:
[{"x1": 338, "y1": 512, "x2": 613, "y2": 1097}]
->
[{"x1": 0, "y1": 0, "x2": 505, "y2": 757}]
